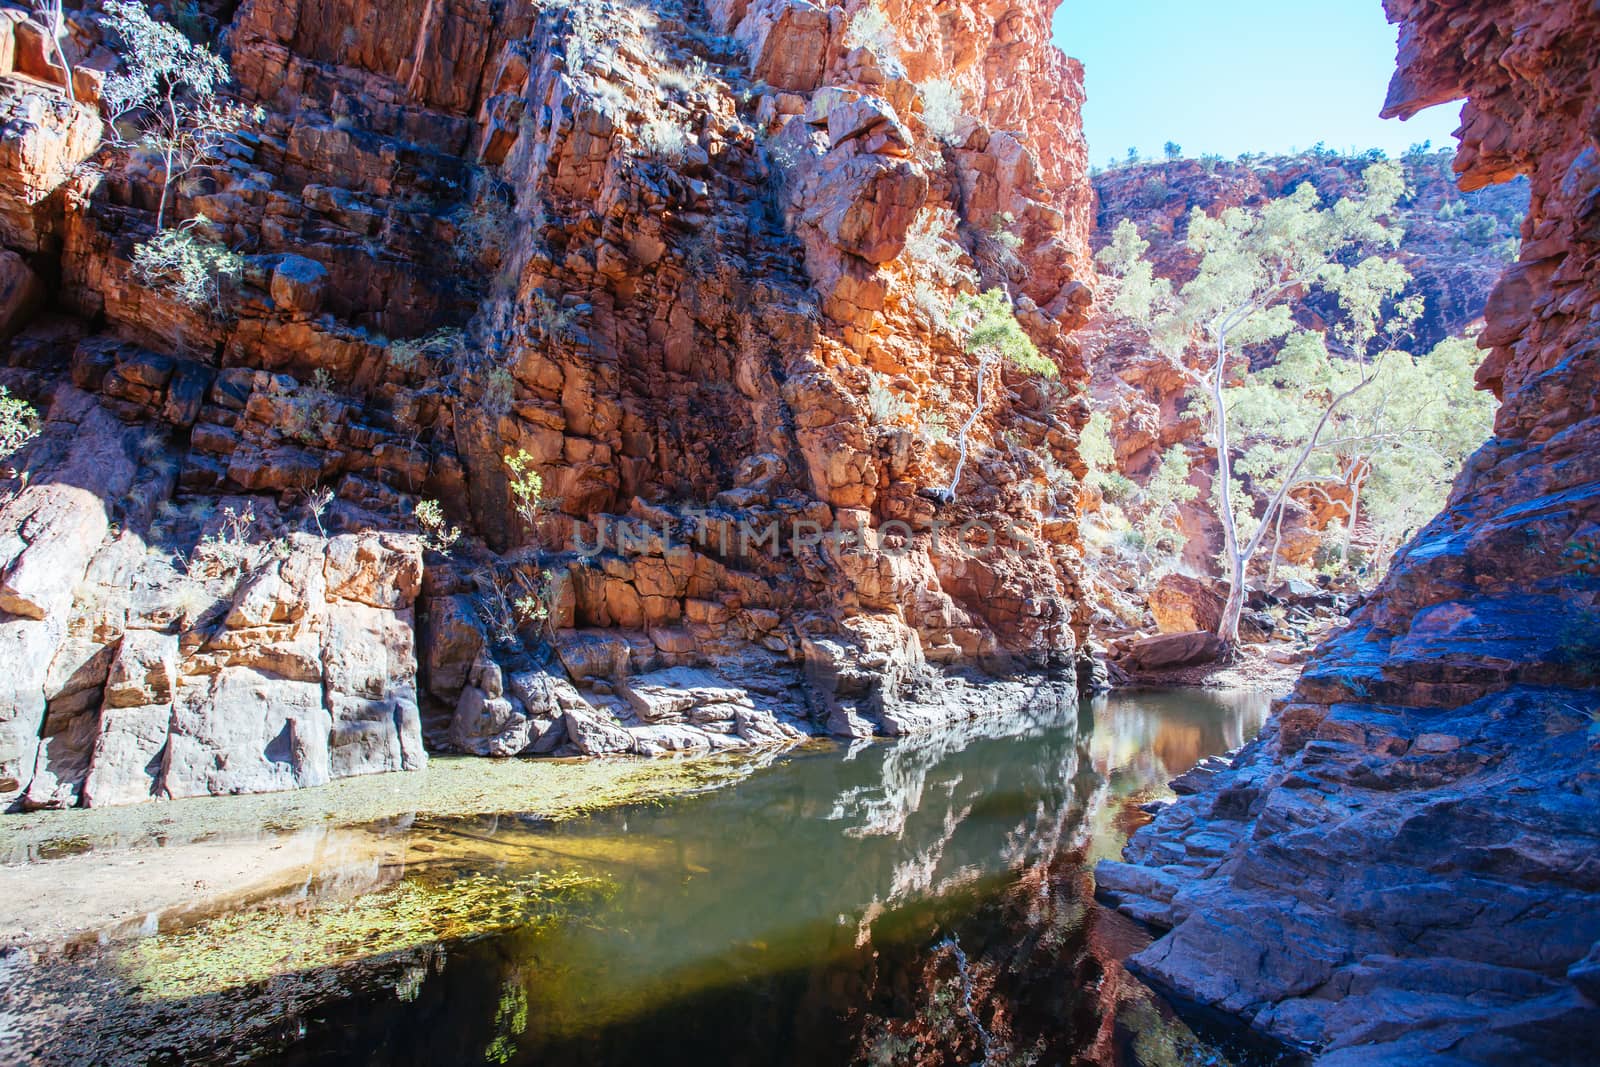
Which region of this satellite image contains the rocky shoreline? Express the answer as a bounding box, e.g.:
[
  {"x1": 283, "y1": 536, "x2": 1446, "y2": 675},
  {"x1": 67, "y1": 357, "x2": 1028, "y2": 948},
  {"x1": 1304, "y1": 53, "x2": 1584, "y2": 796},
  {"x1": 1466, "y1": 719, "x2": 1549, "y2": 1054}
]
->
[
  {"x1": 1097, "y1": 686, "x2": 1600, "y2": 1062},
  {"x1": 2, "y1": 0, "x2": 1097, "y2": 810}
]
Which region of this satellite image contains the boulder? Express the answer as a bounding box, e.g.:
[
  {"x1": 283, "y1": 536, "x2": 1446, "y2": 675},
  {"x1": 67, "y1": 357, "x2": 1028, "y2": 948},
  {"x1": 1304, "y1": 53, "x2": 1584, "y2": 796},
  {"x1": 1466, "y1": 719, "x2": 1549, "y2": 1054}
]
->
[
  {"x1": 555, "y1": 629, "x2": 632, "y2": 683},
  {"x1": 448, "y1": 668, "x2": 583, "y2": 756},
  {"x1": 1124, "y1": 631, "x2": 1223, "y2": 672},
  {"x1": 449, "y1": 685, "x2": 533, "y2": 757},
  {"x1": 0, "y1": 249, "x2": 43, "y2": 339},
  {"x1": 562, "y1": 707, "x2": 634, "y2": 756},
  {"x1": 1147, "y1": 573, "x2": 1224, "y2": 635},
  {"x1": 270, "y1": 254, "x2": 329, "y2": 314},
  {"x1": 742, "y1": 0, "x2": 830, "y2": 92}
]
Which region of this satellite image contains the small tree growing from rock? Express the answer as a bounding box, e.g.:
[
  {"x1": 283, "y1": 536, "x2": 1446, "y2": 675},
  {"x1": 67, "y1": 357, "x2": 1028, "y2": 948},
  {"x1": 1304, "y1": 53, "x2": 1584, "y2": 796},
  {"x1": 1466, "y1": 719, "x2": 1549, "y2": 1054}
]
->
[
  {"x1": 938, "y1": 289, "x2": 1057, "y2": 502},
  {"x1": 102, "y1": 0, "x2": 260, "y2": 231},
  {"x1": 415, "y1": 498, "x2": 461, "y2": 555},
  {"x1": 129, "y1": 213, "x2": 242, "y2": 312},
  {"x1": 504, "y1": 449, "x2": 547, "y2": 529},
  {"x1": 0, "y1": 387, "x2": 39, "y2": 461}
]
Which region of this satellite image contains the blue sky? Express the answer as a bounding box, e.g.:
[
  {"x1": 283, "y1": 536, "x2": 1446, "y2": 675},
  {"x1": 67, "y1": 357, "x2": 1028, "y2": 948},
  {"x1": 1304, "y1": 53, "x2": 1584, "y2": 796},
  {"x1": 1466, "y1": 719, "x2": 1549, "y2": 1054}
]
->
[{"x1": 1053, "y1": 0, "x2": 1464, "y2": 163}]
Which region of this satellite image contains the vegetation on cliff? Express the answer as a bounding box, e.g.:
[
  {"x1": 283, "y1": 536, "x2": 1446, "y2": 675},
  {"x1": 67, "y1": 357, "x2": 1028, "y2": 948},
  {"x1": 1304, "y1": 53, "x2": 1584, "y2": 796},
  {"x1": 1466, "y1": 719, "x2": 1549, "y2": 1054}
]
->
[
  {"x1": 1096, "y1": 161, "x2": 1478, "y2": 644},
  {"x1": 1085, "y1": 152, "x2": 1499, "y2": 662},
  {"x1": 0, "y1": 0, "x2": 1102, "y2": 810}
]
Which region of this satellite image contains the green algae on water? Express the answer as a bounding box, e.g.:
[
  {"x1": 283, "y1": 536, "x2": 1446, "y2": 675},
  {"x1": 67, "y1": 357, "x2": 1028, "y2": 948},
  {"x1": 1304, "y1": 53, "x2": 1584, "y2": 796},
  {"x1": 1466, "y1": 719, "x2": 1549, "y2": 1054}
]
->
[
  {"x1": 116, "y1": 869, "x2": 617, "y2": 1000},
  {"x1": 3, "y1": 749, "x2": 802, "y2": 867}
]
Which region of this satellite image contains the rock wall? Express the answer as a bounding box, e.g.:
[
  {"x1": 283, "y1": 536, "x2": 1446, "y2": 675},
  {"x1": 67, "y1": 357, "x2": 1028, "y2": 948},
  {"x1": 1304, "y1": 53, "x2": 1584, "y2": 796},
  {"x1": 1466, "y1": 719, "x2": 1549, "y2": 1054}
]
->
[
  {"x1": 1096, "y1": 1, "x2": 1600, "y2": 1060},
  {"x1": 1, "y1": 0, "x2": 1098, "y2": 805}
]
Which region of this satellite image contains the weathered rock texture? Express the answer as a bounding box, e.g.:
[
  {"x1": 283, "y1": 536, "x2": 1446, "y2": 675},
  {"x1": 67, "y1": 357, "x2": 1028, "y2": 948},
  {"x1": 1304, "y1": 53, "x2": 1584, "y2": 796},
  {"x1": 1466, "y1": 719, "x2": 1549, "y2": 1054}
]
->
[
  {"x1": 1, "y1": 0, "x2": 1096, "y2": 805},
  {"x1": 1097, "y1": 1, "x2": 1600, "y2": 1060}
]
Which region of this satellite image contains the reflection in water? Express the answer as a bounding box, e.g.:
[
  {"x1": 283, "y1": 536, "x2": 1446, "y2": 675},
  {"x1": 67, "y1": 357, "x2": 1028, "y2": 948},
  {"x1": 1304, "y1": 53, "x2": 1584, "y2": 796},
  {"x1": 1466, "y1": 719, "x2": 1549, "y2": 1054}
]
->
[{"x1": 1, "y1": 688, "x2": 1278, "y2": 1066}]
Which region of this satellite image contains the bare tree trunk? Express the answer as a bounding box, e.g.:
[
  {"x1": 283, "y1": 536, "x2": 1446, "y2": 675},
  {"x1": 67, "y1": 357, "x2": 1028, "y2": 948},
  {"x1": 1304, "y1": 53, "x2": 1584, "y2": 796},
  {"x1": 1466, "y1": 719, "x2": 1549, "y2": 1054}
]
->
[
  {"x1": 156, "y1": 152, "x2": 174, "y2": 231},
  {"x1": 1217, "y1": 379, "x2": 1382, "y2": 650},
  {"x1": 1268, "y1": 499, "x2": 1287, "y2": 587},
  {"x1": 943, "y1": 351, "x2": 994, "y2": 500},
  {"x1": 36, "y1": 2, "x2": 74, "y2": 103},
  {"x1": 1224, "y1": 376, "x2": 1381, "y2": 645},
  {"x1": 1210, "y1": 329, "x2": 1245, "y2": 650},
  {"x1": 156, "y1": 91, "x2": 182, "y2": 232},
  {"x1": 1340, "y1": 457, "x2": 1367, "y2": 568}
]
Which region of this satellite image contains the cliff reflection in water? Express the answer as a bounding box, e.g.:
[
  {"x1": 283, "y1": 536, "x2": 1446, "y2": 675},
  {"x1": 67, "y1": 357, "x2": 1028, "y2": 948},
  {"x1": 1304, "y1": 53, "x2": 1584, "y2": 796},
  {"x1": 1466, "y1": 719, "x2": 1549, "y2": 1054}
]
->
[{"x1": 7, "y1": 687, "x2": 1272, "y2": 1067}]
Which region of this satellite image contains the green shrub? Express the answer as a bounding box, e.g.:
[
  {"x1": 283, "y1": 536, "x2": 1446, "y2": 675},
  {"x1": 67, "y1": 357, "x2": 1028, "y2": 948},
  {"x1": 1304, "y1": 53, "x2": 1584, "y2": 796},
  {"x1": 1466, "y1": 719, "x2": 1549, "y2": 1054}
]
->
[
  {"x1": 131, "y1": 218, "x2": 242, "y2": 312},
  {"x1": 0, "y1": 387, "x2": 39, "y2": 461}
]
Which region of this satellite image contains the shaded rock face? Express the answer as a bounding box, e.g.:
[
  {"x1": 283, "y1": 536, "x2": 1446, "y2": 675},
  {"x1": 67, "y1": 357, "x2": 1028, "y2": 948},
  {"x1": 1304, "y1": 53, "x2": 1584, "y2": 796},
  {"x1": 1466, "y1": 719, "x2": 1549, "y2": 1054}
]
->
[
  {"x1": 1, "y1": 0, "x2": 1096, "y2": 805},
  {"x1": 0, "y1": 388, "x2": 426, "y2": 808},
  {"x1": 1097, "y1": 1, "x2": 1600, "y2": 1059}
]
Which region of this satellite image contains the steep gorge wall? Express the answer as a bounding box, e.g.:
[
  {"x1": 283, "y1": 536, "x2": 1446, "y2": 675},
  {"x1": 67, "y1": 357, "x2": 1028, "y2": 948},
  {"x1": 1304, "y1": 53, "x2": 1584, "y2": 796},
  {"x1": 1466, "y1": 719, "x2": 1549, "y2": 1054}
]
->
[
  {"x1": 0, "y1": 0, "x2": 1098, "y2": 806},
  {"x1": 1097, "y1": 1, "x2": 1600, "y2": 1061}
]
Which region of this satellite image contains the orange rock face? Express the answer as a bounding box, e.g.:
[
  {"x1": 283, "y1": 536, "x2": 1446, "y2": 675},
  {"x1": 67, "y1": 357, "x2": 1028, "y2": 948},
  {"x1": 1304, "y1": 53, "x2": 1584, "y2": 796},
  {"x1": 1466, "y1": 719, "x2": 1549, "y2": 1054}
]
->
[{"x1": 1, "y1": 0, "x2": 1097, "y2": 802}]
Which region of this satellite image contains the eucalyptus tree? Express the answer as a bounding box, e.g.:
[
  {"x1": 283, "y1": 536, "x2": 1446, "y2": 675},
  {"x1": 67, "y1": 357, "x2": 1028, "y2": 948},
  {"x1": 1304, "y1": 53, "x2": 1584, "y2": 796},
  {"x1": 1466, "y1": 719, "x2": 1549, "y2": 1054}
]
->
[
  {"x1": 1098, "y1": 161, "x2": 1422, "y2": 648},
  {"x1": 102, "y1": 0, "x2": 259, "y2": 231},
  {"x1": 1315, "y1": 334, "x2": 1494, "y2": 574}
]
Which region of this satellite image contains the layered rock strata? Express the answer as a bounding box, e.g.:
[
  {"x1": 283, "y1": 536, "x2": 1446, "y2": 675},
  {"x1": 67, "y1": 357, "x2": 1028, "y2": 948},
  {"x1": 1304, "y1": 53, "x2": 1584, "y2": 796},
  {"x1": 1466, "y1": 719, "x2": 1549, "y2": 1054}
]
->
[
  {"x1": 1097, "y1": 1, "x2": 1600, "y2": 1060},
  {"x1": 1, "y1": 0, "x2": 1096, "y2": 804}
]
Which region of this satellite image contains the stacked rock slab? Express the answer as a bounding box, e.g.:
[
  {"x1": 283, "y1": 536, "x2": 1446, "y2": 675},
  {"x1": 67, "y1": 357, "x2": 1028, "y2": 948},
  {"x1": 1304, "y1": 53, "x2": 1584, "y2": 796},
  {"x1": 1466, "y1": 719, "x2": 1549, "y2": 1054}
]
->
[
  {"x1": 2, "y1": 1, "x2": 1098, "y2": 805},
  {"x1": 1096, "y1": 1, "x2": 1600, "y2": 1061}
]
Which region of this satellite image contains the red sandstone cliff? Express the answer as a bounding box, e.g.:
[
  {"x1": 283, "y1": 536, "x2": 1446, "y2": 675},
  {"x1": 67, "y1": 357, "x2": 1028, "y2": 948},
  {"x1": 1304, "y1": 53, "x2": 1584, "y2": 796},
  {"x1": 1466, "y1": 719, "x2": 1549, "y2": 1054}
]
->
[{"x1": 0, "y1": 0, "x2": 1096, "y2": 806}]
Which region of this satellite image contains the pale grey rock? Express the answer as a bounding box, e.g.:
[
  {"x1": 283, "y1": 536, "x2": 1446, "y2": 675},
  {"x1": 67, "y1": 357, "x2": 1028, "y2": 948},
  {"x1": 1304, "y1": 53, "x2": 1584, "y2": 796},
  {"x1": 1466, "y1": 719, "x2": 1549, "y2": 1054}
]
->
[
  {"x1": 629, "y1": 722, "x2": 716, "y2": 753},
  {"x1": 562, "y1": 706, "x2": 634, "y2": 756},
  {"x1": 159, "y1": 667, "x2": 331, "y2": 799},
  {"x1": 621, "y1": 666, "x2": 751, "y2": 723},
  {"x1": 102, "y1": 630, "x2": 178, "y2": 710},
  {"x1": 322, "y1": 600, "x2": 426, "y2": 776},
  {"x1": 450, "y1": 686, "x2": 533, "y2": 757},
  {"x1": 80, "y1": 702, "x2": 169, "y2": 808}
]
